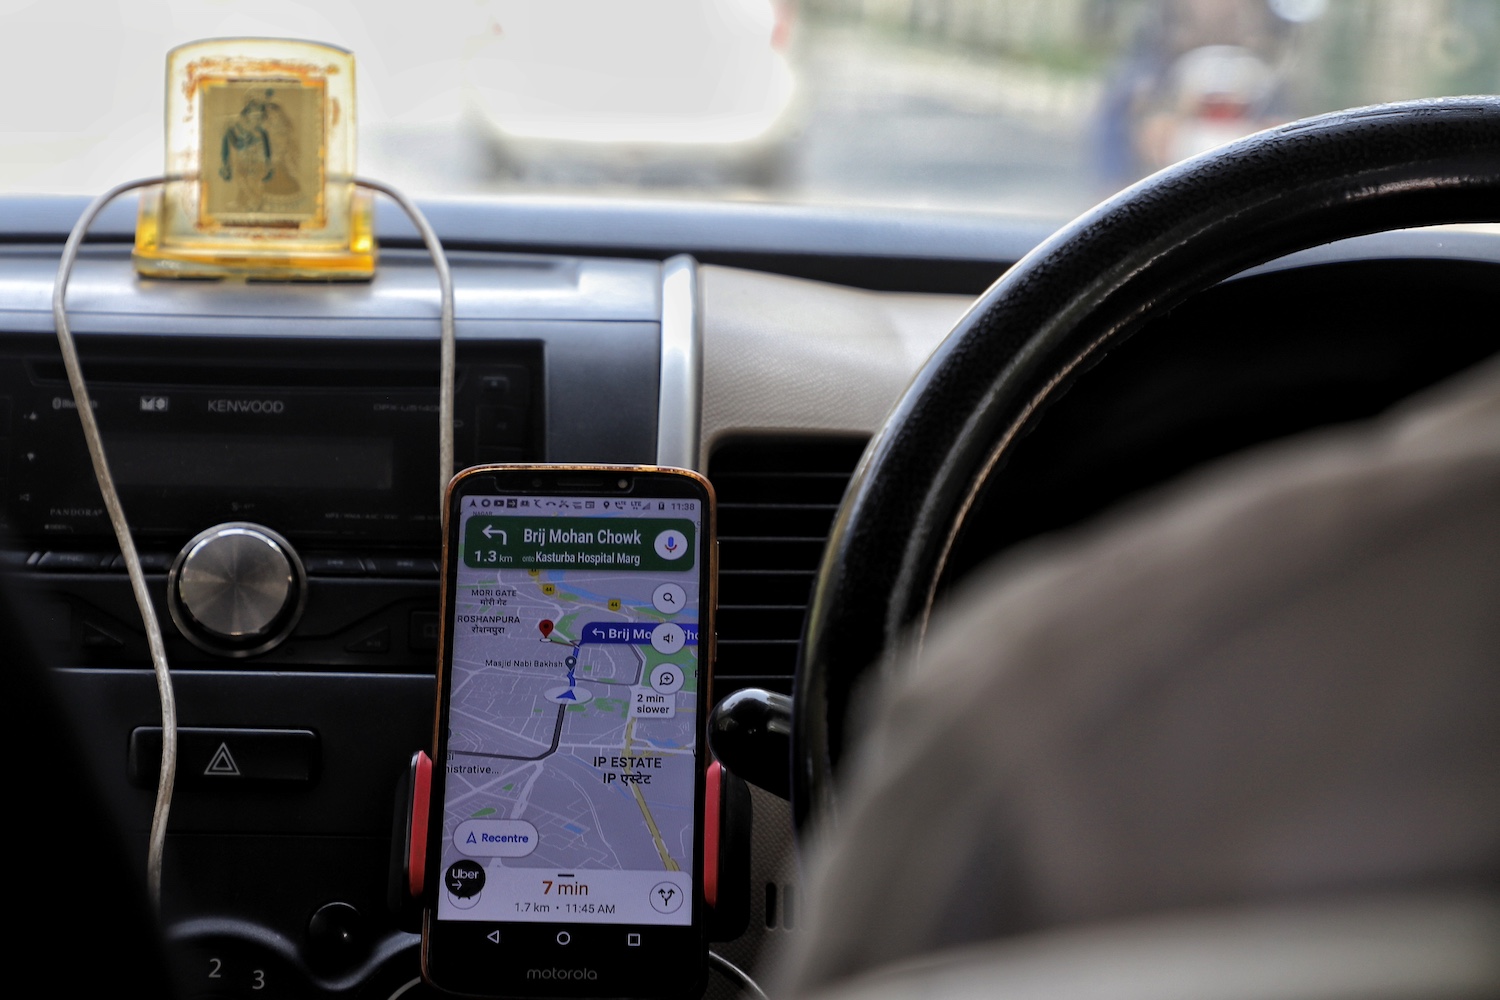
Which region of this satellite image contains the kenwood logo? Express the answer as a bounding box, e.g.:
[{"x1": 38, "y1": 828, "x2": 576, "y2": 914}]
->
[
  {"x1": 208, "y1": 399, "x2": 285, "y2": 414},
  {"x1": 526, "y1": 968, "x2": 598, "y2": 981}
]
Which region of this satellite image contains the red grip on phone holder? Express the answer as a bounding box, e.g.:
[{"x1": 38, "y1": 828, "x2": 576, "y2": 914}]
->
[
  {"x1": 408, "y1": 750, "x2": 433, "y2": 899},
  {"x1": 703, "y1": 760, "x2": 722, "y2": 910}
]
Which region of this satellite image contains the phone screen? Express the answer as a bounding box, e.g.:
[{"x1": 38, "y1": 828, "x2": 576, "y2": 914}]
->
[{"x1": 430, "y1": 476, "x2": 711, "y2": 991}]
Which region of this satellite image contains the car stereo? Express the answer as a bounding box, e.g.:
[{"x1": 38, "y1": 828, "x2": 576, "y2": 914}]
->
[
  {"x1": 0, "y1": 332, "x2": 543, "y2": 668},
  {"x1": 0, "y1": 335, "x2": 541, "y2": 545}
]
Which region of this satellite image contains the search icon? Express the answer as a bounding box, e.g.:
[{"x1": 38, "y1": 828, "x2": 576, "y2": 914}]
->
[{"x1": 652, "y1": 583, "x2": 686, "y2": 616}]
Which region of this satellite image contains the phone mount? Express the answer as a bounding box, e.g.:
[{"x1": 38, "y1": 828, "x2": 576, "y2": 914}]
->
[
  {"x1": 389, "y1": 752, "x2": 752, "y2": 941},
  {"x1": 389, "y1": 751, "x2": 433, "y2": 930}
]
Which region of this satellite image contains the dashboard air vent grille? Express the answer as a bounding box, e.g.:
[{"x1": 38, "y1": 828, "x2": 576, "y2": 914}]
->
[{"x1": 707, "y1": 436, "x2": 869, "y2": 697}]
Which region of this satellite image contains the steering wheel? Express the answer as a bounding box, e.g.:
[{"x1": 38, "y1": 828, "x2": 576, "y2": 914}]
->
[{"x1": 792, "y1": 96, "x2": 1500, "y2": 831}]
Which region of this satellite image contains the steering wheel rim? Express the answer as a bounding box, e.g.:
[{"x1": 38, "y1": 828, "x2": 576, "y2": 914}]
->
[{"x1": 792, "y1": 96, "x2": 1500, "y2": 832}]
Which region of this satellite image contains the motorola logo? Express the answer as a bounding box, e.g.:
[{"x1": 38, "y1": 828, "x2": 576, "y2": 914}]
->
[{"x1": 526, "y1": 968, "x2": 598, "y2": 981}]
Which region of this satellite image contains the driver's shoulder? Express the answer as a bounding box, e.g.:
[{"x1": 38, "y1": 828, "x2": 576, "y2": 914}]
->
[
  {"x1": 910, "y1": 351, "x2": 1500, "y2": 707},
  {"x1": 833, "y1": 352, "x2": 1500, "y2": 947}
]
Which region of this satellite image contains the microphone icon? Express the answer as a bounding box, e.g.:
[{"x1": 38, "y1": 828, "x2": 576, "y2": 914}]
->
[{"x1": 654, "y1": 530, "x2": 687, "y2": 561}]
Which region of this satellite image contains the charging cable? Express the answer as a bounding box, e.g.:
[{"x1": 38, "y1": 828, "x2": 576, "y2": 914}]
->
[
  {"x1": 355, "y1": 178, "x2": 457, "y2": 498},
  {"x1": 54, "y1": 176, "x2": 183, "y2": 911},
  {"x1": 53, "y1": 176, "x2": 456, "y2": 910},
  {"x1": 710, "y1": 950, "x2": 769, "y2": 1000}
]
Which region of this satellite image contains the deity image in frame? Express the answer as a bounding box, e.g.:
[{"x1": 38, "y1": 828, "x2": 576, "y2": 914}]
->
[{"x1": 200, "y1": 78, "x2": 325, "y2": 227}]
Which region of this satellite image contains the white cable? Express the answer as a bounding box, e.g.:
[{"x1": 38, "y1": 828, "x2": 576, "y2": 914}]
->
[
  {"x1": 53, "y1": 177, "x2": 456, "y2": 914},
  {"x1": 52, "y1": 175, "x2": 180, "y2": 911},
  {"x1": 710, "y1": 950, "x2": 769, "y2": 1000},
  {"x1": 355, "y1": 178, "x2": 457, "y2": 503}
]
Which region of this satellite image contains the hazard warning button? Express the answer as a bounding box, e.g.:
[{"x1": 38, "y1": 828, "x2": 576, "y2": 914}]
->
[{"x1": 128, "y1": 727, "x2": 319, "y2": 787}]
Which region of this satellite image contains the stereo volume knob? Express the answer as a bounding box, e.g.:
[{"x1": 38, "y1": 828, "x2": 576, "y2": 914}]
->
[{"x1": 169, "y1": 523, "x2": 306, "y2": 657}]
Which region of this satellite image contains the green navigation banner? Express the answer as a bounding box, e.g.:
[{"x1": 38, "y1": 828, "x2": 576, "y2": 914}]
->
[{"x1": 462, "y1": 516, "x2": 696, "y2": 572}]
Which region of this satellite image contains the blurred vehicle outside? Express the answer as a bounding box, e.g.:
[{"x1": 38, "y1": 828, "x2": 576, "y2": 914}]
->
[{"x1": 462, "y1": 0, "x2": 799, "y2": 188}]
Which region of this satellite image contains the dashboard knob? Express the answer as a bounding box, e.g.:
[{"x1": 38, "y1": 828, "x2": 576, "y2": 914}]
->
[{"x1": 169, "y1": 522, "x2": 306, "y2": 656}]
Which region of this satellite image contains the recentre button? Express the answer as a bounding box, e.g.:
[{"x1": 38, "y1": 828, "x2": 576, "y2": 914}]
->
[{"x1": 453, "y1": 819, "x2": 540, "y2": 857}]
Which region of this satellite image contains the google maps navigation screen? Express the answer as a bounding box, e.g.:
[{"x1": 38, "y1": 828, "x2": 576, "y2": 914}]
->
[{"x1": 438, "y1": 493, "x2": 704, "y2": 926}]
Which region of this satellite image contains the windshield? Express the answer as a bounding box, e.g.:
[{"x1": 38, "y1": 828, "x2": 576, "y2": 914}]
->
[{"x1": 4, "y1": 0, "x2": 1497, "y2": 219}]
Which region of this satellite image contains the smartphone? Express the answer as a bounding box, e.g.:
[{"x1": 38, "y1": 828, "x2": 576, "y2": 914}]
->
[{"x1": 423, "y1": 465, "x2": 716, "y2": 998}]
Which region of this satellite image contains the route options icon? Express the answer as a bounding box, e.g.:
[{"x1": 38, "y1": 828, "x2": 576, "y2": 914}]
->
[{"x1": 649, "y1": 881, "x2": 684, "y2": 913}]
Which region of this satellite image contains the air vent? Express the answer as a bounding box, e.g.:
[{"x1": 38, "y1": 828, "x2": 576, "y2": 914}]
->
[{"x1": 707, "y1": 436, "x2": 869, "y2": 697}]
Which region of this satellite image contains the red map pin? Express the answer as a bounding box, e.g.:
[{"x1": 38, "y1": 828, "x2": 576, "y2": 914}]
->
[{"x1": 538, "y1": 620, "x2": 554, "y2": 638}]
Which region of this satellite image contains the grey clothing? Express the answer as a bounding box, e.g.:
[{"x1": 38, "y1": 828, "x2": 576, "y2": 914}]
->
[
  {"x1": 800, "y1": 893, "x2": 1500, "y2": 1000},
  {"x1": 780, "y1": 356, "x2": 1500, "y2": 993}
]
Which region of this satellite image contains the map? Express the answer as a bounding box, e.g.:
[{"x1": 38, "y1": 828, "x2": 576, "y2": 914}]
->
[{"x1": 437, "y1": 497, "x2": 703, "y2": 925}]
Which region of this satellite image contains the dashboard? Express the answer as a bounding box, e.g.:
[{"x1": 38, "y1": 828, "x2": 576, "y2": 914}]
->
[{"x1": 3, "y1": 191, "x2": 1498, "y2": 998}]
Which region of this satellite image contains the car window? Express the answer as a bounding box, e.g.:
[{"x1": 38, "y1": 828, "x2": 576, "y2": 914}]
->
[{"x1": 3, "y1": 0, "x2": 1497, "y2": 217}]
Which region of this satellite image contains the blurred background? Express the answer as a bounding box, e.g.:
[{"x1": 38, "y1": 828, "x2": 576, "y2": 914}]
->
[{"x1": 3, "y1": 0, "x2": 1498, "y2": 219}]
